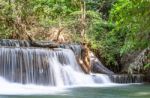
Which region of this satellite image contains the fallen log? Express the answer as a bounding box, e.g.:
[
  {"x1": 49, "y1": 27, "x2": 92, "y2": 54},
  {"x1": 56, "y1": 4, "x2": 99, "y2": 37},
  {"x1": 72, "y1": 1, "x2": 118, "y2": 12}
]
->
[
  {"x1": 26, "y1": 32, "x2": 59, "y2": 48},
  {"x1": 30, "y1": 41, "x2": 59, "y2": 48}
]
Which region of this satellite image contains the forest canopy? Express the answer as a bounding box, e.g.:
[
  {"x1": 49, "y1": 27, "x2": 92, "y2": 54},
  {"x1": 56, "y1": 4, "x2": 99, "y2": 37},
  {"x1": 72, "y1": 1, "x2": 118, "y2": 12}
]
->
[{"x1": 0, "y1": 0, "x2": 149, "y2": 69}]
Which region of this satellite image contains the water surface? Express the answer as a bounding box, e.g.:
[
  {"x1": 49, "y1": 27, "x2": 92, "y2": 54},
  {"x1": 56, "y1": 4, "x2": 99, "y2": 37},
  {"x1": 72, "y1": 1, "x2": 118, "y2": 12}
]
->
[{"x1": 0, "y1": 84, "x2": 150, "y2": 98}]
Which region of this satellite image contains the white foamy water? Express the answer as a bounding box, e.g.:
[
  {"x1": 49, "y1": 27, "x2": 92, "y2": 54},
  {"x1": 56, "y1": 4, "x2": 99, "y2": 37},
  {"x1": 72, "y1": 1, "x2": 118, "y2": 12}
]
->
[
  {"x1": 0, "y1": 76, "x2": 102, "y2": 95},
  {"x1": 0, "y1": 76, "x2": 135, "y2": 95},
  {"x1": 0, "y1": 77, "x2": 68, "y2": 95},
  {"x1": 0, "y1": 76, "x2": 121, "y2": 95}
]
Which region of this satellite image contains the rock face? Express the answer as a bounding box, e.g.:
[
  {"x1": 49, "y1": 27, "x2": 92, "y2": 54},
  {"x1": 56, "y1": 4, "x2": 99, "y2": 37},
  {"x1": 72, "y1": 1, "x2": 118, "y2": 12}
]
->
[
  {"x1": 121, "y1": 48, "x2": 150, "y2": 74},
  {"x1": 145, "y1": 67, "x2": 150, "y2": 82},
  {"x1": 109, "y1": 74, "x2": 144, "y2": 83},
  {"x1": 90, "y1": 52, "x2": 114, "y2": 74}
]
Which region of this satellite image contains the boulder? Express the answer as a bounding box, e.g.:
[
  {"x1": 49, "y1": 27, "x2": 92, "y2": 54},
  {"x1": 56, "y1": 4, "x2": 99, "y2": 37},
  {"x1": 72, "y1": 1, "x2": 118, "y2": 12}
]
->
[{"x1": 121, "y1": 47, "x2": 150, "y2": 74}]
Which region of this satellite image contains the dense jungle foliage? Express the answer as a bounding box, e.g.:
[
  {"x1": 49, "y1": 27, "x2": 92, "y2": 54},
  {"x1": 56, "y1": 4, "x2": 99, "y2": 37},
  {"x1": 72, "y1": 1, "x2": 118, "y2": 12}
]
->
[{"x1": 0, "y1": 0, "x2": 150, "y2": 70}]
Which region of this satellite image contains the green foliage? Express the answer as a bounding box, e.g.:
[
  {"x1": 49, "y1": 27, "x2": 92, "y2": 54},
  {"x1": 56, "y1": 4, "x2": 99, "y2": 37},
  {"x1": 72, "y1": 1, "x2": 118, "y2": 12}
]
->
[
  {"x1": 0, "y1": 0, "x2": 12, "y2": 38},
  {"x1": 144, "y1": 63, "x2": 150, "y2": 69},
  {"x1": 0, "y1": 0, "x2": 82, "y2": 38},
  {"x1": 86, "y1": 0, "x2": 150, "y2": 68},
  {"x1": 109, "y1": 0, "x2": 150, "y2": 55},
  {"x1": 98, "y1": 0, "x2": 150, "y2": 67},
  {"x1": 144, "y1": 53, "x2": 150, "y2": 69},
  {"x1": 0, "y1": 0, "x2": 149, "y2": 69}
]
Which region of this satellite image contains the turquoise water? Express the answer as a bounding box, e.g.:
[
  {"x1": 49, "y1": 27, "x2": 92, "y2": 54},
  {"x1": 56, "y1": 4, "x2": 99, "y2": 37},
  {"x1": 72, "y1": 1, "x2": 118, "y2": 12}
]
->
[{"x1": 0, "y1": 84, "x2": 150, "y2": 98}]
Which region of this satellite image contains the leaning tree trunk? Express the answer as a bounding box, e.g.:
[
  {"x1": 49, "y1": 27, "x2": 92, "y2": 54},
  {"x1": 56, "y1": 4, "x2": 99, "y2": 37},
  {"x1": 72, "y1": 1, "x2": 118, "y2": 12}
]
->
[{"x1": 80, "y1": 1, "x2": 86, "y2": 39}]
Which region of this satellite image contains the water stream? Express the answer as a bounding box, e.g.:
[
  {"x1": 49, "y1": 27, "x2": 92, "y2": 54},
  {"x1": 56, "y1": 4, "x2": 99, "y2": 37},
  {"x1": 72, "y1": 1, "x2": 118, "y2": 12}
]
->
[{"x1": 0, "y1": 39, "x2": 148, "y2": 97}]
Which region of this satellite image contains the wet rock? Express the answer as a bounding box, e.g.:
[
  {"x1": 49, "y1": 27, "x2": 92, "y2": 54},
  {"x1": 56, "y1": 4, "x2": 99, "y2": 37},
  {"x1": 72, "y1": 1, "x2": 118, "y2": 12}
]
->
[
  {"x1": 109, "y1": 74, "x2": 145, "y2": 83},
  {"x1": 90, "y1": 52, "x2": 114, "y2": 74},
  {"x1": 121, "y1": 47, "x2": 150, "y2": 74}
]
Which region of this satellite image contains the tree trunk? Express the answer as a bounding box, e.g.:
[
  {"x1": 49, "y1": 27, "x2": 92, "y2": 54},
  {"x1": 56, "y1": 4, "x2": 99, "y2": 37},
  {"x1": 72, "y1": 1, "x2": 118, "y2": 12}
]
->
[
  {"x1": 80, "y1": 1, "x2": 86, "y2": 38},
  {"x1": 56, "y1": 28, "x2": 64, "y2": 41}
]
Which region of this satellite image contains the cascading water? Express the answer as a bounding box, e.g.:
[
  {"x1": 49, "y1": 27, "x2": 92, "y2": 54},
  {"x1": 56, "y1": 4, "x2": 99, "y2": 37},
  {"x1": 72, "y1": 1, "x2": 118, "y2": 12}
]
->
[
  {"x1": 60, "y1": 44, "x2": 82, "y2": 57},
  {"x1": 0, "y1": 39, "x2": 113, "y2": 87},
  {"x1": 0, "y1": 47, "x2": 97, "y2": 86},
  {"x1": 0, "y1": 39, "x2": 145, "y2": 95},
  {"x1": 0, "y1": 39, "x2": 30, "y2": 47}
]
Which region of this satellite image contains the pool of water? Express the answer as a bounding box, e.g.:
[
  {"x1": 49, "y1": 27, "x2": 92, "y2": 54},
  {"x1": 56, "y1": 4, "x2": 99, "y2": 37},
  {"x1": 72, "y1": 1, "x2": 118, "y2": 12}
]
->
[{"x1": 0, "y1": 84, "x2": 150, "y2": 98}]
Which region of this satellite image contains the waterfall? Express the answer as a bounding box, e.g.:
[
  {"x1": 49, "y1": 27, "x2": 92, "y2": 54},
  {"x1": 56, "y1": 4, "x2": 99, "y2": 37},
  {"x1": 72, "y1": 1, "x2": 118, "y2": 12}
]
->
[
  {"x1": 0, "y1": 39, "x2": 114, "y2": 86},
  {"x1": 0, "y1": 39, "x2": 30, "y2": 47},
  {"x1": 0, "y1": 39, "x2": 144, "y2": 87},
  {"x1": 0, "y1": 47, "x2": 98, "y2": 86},
  {"x1": 59, "y1": 44, "x2": 82, "y2": 58},
  {"x1": 1, "y1": 40, "x2": 117, "y2": 88}
]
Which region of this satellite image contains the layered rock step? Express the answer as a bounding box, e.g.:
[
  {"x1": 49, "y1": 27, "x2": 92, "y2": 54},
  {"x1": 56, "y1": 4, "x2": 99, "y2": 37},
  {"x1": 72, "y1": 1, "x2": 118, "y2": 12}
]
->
[{"x1": 109, "y1": 74, "x2": 145, "y2": 83}]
